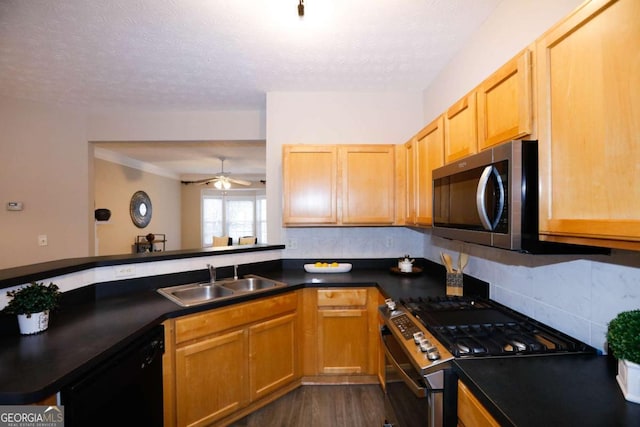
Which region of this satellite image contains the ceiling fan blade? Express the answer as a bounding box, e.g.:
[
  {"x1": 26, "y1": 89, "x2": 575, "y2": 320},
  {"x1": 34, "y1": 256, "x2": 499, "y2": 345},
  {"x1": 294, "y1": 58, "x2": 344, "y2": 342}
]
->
[
  {"x1": 228, "y1": 178, "x2": 251, "y2": 186},
  {"x1": 181, "y1": 177, "x2": 218, "y2": 185}
]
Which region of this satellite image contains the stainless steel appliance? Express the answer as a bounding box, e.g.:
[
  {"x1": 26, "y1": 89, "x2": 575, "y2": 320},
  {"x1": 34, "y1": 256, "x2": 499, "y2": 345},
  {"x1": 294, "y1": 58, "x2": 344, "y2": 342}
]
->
[
  {"x1": 432, "y1": 140, "x2": 535, "y2": 251},
  {"x1": 380, "y1": 296, "x2": 595, "y2": 427},
  {"x1": 432, "y1": 140, "x2": 609, "y2": 254}
]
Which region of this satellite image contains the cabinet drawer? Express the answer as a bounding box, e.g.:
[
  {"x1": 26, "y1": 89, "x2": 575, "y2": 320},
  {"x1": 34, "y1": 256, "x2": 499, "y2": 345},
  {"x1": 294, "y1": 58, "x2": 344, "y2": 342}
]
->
[
  {"x1": 175, "y1": 292, "x2": 298, "y2": 344},
  {"x1": 317, "y1": 289, "x2": 368, "y2": 307}
]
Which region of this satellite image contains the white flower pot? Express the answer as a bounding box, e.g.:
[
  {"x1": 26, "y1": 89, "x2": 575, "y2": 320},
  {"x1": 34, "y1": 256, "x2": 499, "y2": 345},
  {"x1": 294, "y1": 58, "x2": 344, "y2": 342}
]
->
[
  {"x1": 17, "y1": 310, "x2": 50, "y2": 335},
  {"x1": 617, "y1": 359, "x2": 640, "y2": 404}
]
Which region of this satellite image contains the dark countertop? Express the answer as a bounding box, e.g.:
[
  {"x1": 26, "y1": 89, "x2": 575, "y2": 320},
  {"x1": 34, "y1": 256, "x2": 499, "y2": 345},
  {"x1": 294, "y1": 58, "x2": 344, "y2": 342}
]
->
[
  {"x1": 455, "y1": 355, "x2": 640, "y2": 427},
  {"x1": 0, "y1": 261, "x2": 449, "y2": 404},
  {"x1": 1, "y1": 259, "x2": 638, "y2": 426}
]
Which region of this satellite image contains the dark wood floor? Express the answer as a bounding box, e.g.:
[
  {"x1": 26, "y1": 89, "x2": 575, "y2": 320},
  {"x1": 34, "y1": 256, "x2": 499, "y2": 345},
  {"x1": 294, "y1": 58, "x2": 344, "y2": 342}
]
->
[{"x1": 231, "y1": 384, "x2": 385, "y2": 427}]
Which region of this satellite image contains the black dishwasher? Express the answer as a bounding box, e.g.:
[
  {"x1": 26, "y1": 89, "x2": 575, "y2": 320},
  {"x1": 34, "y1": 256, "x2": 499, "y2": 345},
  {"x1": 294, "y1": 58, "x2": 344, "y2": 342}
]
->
[{"x1": 61, "y1": 325, "x2": 164, "y2": 427}]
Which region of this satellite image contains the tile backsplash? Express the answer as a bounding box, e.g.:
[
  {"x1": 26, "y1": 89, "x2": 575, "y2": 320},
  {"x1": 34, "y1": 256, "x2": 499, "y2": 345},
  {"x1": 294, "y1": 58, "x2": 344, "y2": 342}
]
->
[{"x1": 283, "y1": 226, "x2": 640, "y2": 353}]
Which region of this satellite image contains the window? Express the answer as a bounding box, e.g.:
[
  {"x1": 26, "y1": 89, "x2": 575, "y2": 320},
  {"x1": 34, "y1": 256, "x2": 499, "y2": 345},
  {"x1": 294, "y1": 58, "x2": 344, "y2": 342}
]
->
[{"x1": 202, "y1": 190, "x2": 266, "y2": 246}]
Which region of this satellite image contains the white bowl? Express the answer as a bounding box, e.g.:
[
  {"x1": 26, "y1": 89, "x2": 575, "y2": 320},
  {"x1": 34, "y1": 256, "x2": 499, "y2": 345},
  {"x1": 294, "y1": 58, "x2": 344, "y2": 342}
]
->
[{"x1": 304, "y1": 263, "x2": 352, "y2": 273}]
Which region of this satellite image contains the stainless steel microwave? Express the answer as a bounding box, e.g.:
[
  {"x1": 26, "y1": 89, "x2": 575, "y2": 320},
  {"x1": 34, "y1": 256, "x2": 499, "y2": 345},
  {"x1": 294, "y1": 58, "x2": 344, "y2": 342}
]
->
[
  {"x1": 432, "y1": 140, "x2": 608, "y2": 254},
  {"x1": 432, "y1": 140, "x2": 539, "y2": 251}
]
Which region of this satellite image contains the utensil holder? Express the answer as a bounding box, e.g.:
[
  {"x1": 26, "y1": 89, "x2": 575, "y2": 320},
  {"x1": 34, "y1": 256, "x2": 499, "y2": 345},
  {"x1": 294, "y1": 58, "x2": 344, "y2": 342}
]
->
[{"x1": 446, "y1": 272, "x2": 463, "y2": 296}]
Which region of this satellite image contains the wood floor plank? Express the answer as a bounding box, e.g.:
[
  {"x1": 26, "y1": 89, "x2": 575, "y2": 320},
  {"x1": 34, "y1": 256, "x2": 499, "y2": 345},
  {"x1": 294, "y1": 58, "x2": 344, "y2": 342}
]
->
[{"x1": 231, "y1": 384, "x2": 385, "y2": 426}]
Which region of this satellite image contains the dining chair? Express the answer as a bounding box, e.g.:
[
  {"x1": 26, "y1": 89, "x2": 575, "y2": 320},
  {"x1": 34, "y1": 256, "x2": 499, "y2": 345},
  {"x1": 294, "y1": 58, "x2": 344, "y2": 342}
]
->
[
  {"x1": 239, "y1": 236, "x2": 257, "y2": 245},
  {"x1": 213, "y1": 236, "x2": 232, "y2": 246}
]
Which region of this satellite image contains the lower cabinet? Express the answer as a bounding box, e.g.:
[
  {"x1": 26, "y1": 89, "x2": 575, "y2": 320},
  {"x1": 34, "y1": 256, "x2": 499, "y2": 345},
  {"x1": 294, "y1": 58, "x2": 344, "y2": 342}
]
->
[
  {"x1": 175, "y1": 330, "x2": 248, "y2": 426},
  {"x1": 302, "y1": 287, "x2": 379, "y2": 380},
  {"x1": 164, "y1": 291, "x2": 301, "y2": 427},
  {"x1": 457, "y1": 380, "x2": 500, "y2": 427}
]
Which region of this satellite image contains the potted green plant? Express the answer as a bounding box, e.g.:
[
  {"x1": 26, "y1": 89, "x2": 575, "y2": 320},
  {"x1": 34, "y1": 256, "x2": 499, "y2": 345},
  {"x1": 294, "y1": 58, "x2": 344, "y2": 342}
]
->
[
  {"x1": 2, "y1": 282, "x2": 61, "y2": 335},
  {"x1": 607, "y1": 309, "x2": 640, "y2": 404}
]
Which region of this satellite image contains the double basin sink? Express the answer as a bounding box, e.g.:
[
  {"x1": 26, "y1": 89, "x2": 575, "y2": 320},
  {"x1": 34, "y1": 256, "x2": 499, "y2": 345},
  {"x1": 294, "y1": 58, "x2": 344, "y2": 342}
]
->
[{"x1": 157, "y1": 275, "x2": 287, "y2": 307}]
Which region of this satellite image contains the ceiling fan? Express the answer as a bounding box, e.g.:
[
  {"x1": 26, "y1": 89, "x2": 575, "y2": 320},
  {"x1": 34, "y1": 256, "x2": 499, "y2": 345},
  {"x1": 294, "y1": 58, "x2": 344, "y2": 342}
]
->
[{"x1": 181, "y1": 157, "x2": 251, "y2": 189}]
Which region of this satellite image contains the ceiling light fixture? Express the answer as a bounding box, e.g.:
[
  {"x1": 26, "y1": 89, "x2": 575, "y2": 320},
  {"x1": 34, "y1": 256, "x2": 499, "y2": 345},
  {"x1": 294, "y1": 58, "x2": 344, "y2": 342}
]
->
[
  {"x1": 298, "y1": 0, "x2": 304, "y2": 17},
  {"x1": 213, "y1": 178, "x2": 231, "y2": 190}
]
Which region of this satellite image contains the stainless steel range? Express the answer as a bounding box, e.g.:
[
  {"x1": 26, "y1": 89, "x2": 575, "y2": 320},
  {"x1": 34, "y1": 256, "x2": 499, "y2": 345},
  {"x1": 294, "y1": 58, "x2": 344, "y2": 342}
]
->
[{"x1": 379, "y1": 296, "x2": 596, "y2": 427}]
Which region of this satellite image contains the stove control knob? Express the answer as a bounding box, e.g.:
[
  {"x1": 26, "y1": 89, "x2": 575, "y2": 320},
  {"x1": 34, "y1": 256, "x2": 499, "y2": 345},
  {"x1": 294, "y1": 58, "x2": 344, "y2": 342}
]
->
[
  {"x1": 413, "y1": 332, "x2": 424, "y2": 344},
  {"x1": 427, "y1": 349, "x2": 441, "y2": 361},
  {"x1": 384, "y1": 298, "x2": 396, "y2": 311},
  {"x1": 419, "y1": 339, "x2": 435, "y2": 353}
]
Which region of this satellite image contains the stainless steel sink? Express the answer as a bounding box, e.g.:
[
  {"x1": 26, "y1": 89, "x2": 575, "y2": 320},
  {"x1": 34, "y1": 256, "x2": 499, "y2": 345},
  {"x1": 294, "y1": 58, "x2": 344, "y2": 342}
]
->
[
  {"x1": 157, "y1": 275, "x2": 286, "y2": 307},
  {"x1": 217, "y1": 277, "x2": 280, "y2": 292}
]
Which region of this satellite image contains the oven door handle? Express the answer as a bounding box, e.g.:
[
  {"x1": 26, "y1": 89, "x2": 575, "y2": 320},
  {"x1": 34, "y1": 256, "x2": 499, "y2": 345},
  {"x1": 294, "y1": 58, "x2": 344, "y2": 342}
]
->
[{"x1": 381, "y1": 334, "x2": 427, "y2": 398}]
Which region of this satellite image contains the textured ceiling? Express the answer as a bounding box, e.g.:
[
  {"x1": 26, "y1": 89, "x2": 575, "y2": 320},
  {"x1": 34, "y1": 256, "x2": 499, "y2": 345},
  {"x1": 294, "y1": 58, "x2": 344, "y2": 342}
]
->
[
  {"x1": 0, "y1": 0, "x2": 501, "y2": 111},
  {"x1": 1, "y1": 0, "x2": 501, "y2": 179}
]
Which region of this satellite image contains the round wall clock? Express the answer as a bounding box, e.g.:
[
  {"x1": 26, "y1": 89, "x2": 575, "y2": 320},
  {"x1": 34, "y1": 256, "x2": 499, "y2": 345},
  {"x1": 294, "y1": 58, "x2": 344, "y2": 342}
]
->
[{"x1": 130, "y1": 191, "x2": 152, "y2": 228}]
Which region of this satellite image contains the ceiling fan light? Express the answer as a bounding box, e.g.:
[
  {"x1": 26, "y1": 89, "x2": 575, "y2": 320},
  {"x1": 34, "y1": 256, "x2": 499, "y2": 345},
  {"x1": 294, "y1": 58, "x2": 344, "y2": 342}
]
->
[
  {"x1": 222, "y1": 180, "x2": 231, "y2": 190},
  {"x1": 214, "y1": 180, "x2": 223, "y2": 190}
]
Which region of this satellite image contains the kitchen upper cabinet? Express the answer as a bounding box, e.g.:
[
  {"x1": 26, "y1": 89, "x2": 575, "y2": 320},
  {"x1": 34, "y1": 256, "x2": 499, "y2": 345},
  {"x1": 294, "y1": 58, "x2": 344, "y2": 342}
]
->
[
  {"x1": 457, "y1": 381, "x2": 500, "y2": 427},
  {"x1": 283, "y1": 144, "x2": 396, "y2": 226},
  {"x1": 477, "y1": 48, "x2": 533, "y2": 151},
  {"x1": 283, "y1": 145, "x2": 337, "y2": 224},
  {"x1": 414, "y1": 115, "x2": 445, "y2": 225},
  {"x1": 302, "y1": 288, "x2": 379, "y2": 379},
  {"x1": 339, "y1": 145, "x2": 396, "y2": 224},
  {"x1": 402, "y1": 138, "x2": 416, "y2": 225},
  {"x1": 444, "y1": 92, "x2": 478, "y2": 163},
  {"x1": 536, "y1": 0, "x2": 640, "y2": 250},
  {"x1": 165, "y1": 292, "x2": 300, "y2": 427}
]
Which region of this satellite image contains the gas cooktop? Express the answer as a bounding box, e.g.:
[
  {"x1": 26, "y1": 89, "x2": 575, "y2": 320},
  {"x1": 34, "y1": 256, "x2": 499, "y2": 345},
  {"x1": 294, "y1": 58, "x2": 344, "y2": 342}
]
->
[{"x1": 400, "y1": 296, "x2": 596, "y2": 358}]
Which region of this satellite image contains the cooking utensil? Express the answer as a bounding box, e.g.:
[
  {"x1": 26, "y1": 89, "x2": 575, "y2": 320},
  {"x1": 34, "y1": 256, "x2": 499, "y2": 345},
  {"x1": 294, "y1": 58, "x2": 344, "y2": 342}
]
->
[
  {"x1": 441, "y1": 252, "x2": 455, "y2": 273},
  {"x1": 458, "y1": 253, "x2": 468, "y2": 273}
]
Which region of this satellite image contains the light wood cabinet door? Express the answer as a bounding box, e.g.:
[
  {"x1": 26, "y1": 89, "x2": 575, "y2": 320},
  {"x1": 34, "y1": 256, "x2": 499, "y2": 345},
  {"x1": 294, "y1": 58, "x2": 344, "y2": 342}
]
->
[
  {"x1": 282, "y1": 145, "x2": 338, "y2": 224},
  {"x1": 444, "y1": 92, "x2": 478, "y2": 163},
  {"x1": 175, "y1": 330, "x2": 248, "y2": 427},
  {"x1": 477, "y1": 49, "x2": 533, "y2": 151},
  {"x1": 415, "y1": 115, "x2": 444, "y2": 225},
  {"x1": 302, "y1": 288, "x2": 379, "y2": 378},
  {"x1": 536, "y1": 0, "x2": 640, "y2": 250},
  {"x1": 457, "y1": 381, "x2": 500, "y2": 427},
  {"x1": 317, "y1": 308, "x2": 369, "y2": 375},
  {"x1": 339, "y1": 145, "x2": 396, "y2": 224},
  {"x1": 249, "y1": 313, "x2": 298, "y2": 402},
  {"x1": 403, "y1": 138, "x2": 417, "y2": 225}
]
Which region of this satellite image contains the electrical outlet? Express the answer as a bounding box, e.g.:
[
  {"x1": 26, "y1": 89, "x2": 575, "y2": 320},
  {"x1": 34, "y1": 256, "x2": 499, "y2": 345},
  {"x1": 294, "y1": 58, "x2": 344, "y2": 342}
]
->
[
  {"x1": 288, "y1": 238, "x2": 298, "y2": 249},
  {"x1": 114, "y1": 265, "x2": 136, "y2": 278},
  {"x1": 385, "y1": 237, "x2": 393, "y2": 248},
  {"x1": 38, "y1": 235, "x2": 48, "y2": 246}
]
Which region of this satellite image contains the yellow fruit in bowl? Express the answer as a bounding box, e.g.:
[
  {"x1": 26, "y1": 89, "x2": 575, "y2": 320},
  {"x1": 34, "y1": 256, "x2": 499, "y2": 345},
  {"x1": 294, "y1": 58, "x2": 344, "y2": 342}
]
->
[
  {"x1": 314, "y1": 262, "x2": 323, "y2": 267},
  {"x1": 330, "y1": 262, "x2": 339, "y2": 267}
]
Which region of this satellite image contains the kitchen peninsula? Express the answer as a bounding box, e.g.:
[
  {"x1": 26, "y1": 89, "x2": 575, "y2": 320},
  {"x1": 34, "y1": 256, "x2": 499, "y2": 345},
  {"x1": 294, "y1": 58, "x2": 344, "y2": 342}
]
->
[{"x1": 0, "y1": 248, "x2": 639, "y2": 426}]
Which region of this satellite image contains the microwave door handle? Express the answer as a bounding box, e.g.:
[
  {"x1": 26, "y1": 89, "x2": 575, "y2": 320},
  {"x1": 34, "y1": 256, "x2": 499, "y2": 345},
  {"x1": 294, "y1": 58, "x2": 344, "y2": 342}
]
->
[
  {"x1": 493, "y1": 167, "x2": 505, "y2": 230},
  {"x1": 476, "y1": 165, "x2": 506, "y2": 230},
  {"x1": 476, "y1": 166, "x2": 494, "y2": 230}
]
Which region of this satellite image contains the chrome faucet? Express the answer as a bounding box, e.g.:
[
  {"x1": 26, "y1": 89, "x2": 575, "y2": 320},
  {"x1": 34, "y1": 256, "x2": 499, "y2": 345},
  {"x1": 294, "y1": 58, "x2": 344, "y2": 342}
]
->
[
  {"x1": 233, "y1": 264, "x2": 238, "y2": 280},
  {"x1": 207, "y1": 264, "x2": 216, "y2": 284}
]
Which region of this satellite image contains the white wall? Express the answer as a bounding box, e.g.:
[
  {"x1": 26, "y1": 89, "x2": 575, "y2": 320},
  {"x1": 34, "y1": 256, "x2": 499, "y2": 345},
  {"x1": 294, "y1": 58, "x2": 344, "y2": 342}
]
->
[
  {"x1": 87, "y1": 109, "x2": 265, "y2": 141},
  {"x1": 421, "y1": 0, "x2": 639, "y2": 353},
  {"x1": 0, "y1": 97, "x2": 90, "y2": 269}
]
